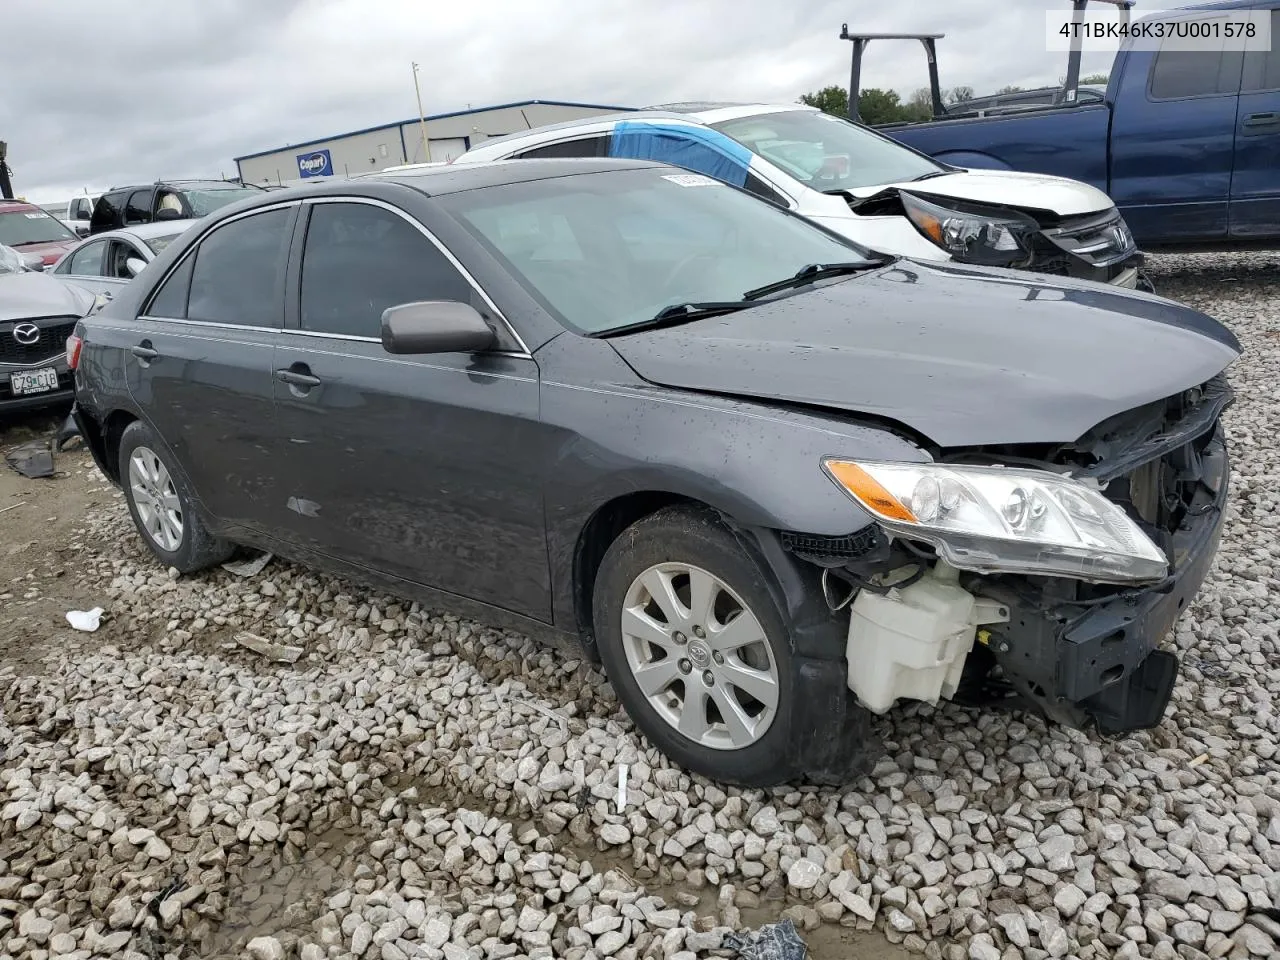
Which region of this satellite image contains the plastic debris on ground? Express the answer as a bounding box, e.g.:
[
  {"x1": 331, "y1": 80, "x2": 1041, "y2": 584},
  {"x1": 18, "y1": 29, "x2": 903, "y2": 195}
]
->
[
  {"x1": 723, "y1": 918, "x2": 809, "y2": 960},
  {"x1": 5, "y1": 440, "x2": 55, "y2": 479},
  {"x1": 233, "y1": 630, "x2": 304, "y2": 664},
  {"x1": 221, "y1": 551, "x2": 274, "y2": 577},
  {"x1": 66, "y1": 607, "x2": 105, "y2": 632},
  {"x1": 53, "y1": 412, "x2": 81, "y2": 452}
]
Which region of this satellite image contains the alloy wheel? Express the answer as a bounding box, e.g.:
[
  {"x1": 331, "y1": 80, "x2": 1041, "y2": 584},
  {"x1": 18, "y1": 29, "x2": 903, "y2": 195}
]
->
[
  {"x1": 620, "y1": 562, "x2": 779, "y2": 751},
  {"x1": 128, "y1": 446, "x2": 184, "y2": 552}
]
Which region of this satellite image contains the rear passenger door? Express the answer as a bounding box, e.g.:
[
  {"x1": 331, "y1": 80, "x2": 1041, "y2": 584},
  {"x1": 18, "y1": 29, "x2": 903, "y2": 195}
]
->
[
  {"x1": 128, "y1": 204, "x2": 296, "y2": 532},
  {"x1": 271, "y1": 197, "x2": 551, "y2": 619},
  {"x1": 1231, "y1": 7, "x2": 1280, "y2": 238},
  {"x1": 54, "y1": 239, "x2": 117, "y2": 296}
]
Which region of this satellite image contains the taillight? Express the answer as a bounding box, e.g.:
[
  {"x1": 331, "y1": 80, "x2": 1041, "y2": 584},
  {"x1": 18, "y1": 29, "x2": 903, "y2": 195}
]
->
[{"x1": 66, "y1": 334, "x2": 83, "y2": 370}]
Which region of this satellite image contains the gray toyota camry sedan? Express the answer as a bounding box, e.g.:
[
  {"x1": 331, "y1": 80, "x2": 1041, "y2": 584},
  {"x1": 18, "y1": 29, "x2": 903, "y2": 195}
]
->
[{"x1": 69, "y1": 158, "x2": 1238, "y2": 787}]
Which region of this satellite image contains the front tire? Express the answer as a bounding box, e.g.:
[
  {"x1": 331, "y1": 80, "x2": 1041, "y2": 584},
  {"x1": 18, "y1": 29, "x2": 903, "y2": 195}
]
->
[
  {"x1": 118, "y1": 420, "x2": 233, "y2": 573},
  {"x1": 592, "y1": 506, "x2": 809, "y2": 786}
]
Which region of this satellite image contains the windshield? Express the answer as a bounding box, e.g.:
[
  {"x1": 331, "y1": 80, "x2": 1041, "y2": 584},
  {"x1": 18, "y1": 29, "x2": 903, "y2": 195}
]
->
[
  {"x1": 709, "y1": 109, "x2": 943, "y2": 192},
  {"x1": 440, "y1": 167, "x2": 877, "y2": 335},
  {"x1": 183, "y1": 187, "x2": 260, "y2": 217},
  {"x1": 0, "y1": 209, "x2": 76, "y2": 246}
]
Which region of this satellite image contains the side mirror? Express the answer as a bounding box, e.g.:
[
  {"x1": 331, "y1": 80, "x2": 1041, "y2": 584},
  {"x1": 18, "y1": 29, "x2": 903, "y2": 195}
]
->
[
  {"x1": 76, "y1": 208, "x2": 91, "y2": 221},
  {"x1": 125, "y1": 257, "x2": 147, "y2": 278},
  {"x1": 20, "y1": 253, "x2": 45, "y2": 272},
  {"x1": 381, "y1": 301, "x2": 497, "y2": 355},
  {"x1": 154, "y1": 208, "x2": 183, "y2": 221}
]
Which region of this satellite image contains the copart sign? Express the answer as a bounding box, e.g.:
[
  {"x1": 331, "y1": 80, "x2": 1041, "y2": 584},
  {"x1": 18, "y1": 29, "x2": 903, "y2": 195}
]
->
[{"x1": 296, "y1": 149, "x2": 333, "y2": 179}]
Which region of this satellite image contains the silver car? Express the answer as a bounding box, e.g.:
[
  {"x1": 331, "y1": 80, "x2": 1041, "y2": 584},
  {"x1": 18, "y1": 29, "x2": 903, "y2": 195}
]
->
[
  {"x1": 50, "y1": 221, "x2": 195, "y2": 301},
  {"x1": 0, "y1": 244, "x2": 100, "y2": 415}
]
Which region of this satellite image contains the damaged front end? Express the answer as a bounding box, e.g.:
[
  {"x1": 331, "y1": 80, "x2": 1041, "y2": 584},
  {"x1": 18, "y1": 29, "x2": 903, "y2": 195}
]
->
[{"x1": 788, "y1": 374, "x2": 1232, "y2": 736}]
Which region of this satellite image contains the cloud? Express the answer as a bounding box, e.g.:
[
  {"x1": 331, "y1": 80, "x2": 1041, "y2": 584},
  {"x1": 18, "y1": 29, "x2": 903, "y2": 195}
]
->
[{"x1": 8, "y1": 0, "x2": 1116, "y2": 203}]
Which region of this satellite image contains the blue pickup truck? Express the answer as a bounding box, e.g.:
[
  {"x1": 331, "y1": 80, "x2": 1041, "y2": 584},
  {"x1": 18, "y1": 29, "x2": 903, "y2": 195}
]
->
[{"x1": 869, "y1": 0, "x2": 1280, "y2": 249}]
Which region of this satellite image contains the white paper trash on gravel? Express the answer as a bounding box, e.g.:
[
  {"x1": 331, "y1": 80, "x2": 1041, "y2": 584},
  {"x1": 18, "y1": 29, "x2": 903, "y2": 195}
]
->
[{"x1": 65, "y1": 606, "x2": 104, "y2": 632}]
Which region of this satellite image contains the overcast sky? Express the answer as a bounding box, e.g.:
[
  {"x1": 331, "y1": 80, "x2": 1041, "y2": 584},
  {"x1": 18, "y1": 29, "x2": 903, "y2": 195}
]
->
[{"x1": 5, "y1": 0, "x2": 1114, "y2": 204}]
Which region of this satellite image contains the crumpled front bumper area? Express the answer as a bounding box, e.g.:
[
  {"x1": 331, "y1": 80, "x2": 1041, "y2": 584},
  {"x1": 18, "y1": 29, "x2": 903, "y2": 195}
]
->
[{"x1": 980, "y1": 431, "x2": 1229, "y2": 735}]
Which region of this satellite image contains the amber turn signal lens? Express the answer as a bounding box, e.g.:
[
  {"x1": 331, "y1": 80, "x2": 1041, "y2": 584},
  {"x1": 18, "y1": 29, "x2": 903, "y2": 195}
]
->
[{"x1": 825, "y1": 460, "x2": 918, "y2": 523}]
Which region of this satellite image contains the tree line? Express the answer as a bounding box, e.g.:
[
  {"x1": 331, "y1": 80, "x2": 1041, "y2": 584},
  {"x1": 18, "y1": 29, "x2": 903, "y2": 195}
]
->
[{"x1": 800, "y1": 75, "x2": 1110, "y2": 125}]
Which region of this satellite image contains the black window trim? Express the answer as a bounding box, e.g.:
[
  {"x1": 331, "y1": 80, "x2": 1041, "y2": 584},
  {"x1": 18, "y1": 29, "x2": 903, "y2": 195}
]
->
[
  {"x1": 139, "y1": 200, "x2": 300, "y2": 331},
  {"x1": 286, "y1": 195, "x2": 532, "y2": 358},
  {"x1": 1145, "y1": 14, "x2": 1247, "y2": 102}
]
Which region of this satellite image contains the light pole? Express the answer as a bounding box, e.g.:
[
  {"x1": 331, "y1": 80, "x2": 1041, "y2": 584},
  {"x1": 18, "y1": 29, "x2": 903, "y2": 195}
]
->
[{"x1": 411, "y1": 62, "x2": 432, "y2": 163}]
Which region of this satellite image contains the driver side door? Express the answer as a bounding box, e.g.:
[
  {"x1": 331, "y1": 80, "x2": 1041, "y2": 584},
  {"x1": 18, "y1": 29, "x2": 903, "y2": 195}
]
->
[{"x1": 269, "y1": 197, "x2": 552, "y2": 620}]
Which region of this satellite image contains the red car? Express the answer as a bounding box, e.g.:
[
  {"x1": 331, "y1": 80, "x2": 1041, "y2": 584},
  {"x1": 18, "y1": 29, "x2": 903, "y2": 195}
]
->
[{"x1": 0, "y1": 200, "x2": 80, "y2": 268}]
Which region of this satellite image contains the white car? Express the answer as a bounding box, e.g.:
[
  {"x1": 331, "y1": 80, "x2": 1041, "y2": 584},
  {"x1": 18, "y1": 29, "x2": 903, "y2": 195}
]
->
[
  {"x1": 453, "y1": 102, "x2": 1148, "y2": 290},
  {"x1": 48, "y1": 220, "x2": 195, "y2": 300}
]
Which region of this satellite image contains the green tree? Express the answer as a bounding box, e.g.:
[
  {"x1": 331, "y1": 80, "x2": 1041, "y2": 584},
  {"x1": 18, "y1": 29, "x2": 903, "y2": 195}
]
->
[
  {"x1": 854, "y1": 88, "x2": 908, "y2": 125},
  {"x1": 1081, "y1": 73, "x2": 1109, "y2": 84},
  {"x1": 798, "y1": 85, "x2": 849, "y2": 118},
  {"x1": 947, "y1": 85, "x2": 975, "y2": 104},
  {"x1": 996, "y1": 85, "x2": 1025, "y2": 95},
  {"x1": 904, "y1": 87, "x2": 935, "y2": 121}
]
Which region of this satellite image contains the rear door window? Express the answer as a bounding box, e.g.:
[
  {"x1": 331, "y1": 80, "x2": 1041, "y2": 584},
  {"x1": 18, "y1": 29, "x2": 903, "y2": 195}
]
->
[
  {"x1": 186, "y1": 208, "x2": 292, "y2": 328},
  {"x1": 299, "y1": 201, "x2": 476, "y2": 338},
  {"x1": 124, "y1": 190, "x2": 153, "y2": 225},
  {"x1": 91, "y1": 192, "x2": 127, "y2": 231},
  {"x1": 60, "y1": 240, "x2": 107, "y2": 276},
  {"x1": 146, "y1": 256, "x2": 196, "y2": 319},
  {"x1": 1149, "y1": 19, "x2": 1245, "y2": 99},
  {"x1": 515, "y1": 135, "x2": 612, "y2": 159}
]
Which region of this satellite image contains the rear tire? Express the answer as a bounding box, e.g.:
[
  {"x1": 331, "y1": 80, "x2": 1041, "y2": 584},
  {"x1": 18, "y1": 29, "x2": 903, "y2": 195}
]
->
[
  {"x1": 592, "y1": 505, "x2": 831, "y2": 787},
  {"x1": 117, "y1": 420, "x2": 233, "y2": 573}
]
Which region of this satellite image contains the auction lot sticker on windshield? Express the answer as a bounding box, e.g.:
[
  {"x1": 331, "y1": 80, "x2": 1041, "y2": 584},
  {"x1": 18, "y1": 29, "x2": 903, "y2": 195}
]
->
[
  {"x1": 24, "y1": 212, "x2": 50, "y2": 219},
  {"x1": 662, "y1": 174, "x2": 720, "y2": 187}
]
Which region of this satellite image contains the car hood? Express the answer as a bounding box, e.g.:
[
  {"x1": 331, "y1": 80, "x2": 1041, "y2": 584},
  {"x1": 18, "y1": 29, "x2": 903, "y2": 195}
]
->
[
  {"x1": 848, "y1": 168, "x2": 1114, "y2": 218},
  {"x1": 0, "y1": 271, "x2": 97, "y2": 322},
  {"x1": 14, "y1": 239, "x2": 80, "y2": 264},
  {"x1": 606, "y1": 260, "x2": 1241, "y2": 448}
]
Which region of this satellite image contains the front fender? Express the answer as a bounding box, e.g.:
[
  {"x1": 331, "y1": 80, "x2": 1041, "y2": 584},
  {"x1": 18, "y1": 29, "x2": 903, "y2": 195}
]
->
[{"x1": 536, "y1": 334, "x2": 929, "y2": 632}]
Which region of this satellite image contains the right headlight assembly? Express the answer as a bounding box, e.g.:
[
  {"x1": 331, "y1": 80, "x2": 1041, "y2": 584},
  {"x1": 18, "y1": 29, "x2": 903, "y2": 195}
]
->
[
  {"x1": 823, "y1": 459, "x2": 1168, "y2": 585},
  {"x1": 899, "y1": 191, "x2": 1039, "y2": 267}
]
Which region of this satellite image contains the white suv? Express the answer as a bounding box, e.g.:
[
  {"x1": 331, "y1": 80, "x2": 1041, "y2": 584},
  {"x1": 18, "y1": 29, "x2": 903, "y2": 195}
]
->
[{"x1": 454, "y1": 102, "x2": 1149, "y2": 290}]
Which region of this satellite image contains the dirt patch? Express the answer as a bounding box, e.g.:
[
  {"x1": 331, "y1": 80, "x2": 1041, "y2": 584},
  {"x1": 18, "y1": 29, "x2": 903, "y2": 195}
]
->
[{"x1": 0, "y1": 409, "x2": 127, "y2": 675}]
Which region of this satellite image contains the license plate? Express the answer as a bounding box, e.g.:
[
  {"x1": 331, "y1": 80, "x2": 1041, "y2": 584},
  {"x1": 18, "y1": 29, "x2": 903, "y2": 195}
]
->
[{"x1": 9, "y1": 367, "x2": 59, "y2": 396}]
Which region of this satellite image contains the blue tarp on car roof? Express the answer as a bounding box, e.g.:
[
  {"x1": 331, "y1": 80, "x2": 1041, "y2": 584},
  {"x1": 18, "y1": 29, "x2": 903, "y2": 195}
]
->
[{"x1": 608, "y1": 121, "x2": 753, "y2": 188}]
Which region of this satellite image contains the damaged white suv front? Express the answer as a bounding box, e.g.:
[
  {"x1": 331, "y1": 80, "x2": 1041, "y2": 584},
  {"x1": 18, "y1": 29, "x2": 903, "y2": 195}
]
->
[{"x1": 453, "y1": 101, "x2": 1149, "y2": 291}]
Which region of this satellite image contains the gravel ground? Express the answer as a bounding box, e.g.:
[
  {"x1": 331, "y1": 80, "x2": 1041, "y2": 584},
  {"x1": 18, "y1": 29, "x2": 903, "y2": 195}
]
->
[{"x1": 2, "y1": 250, "x2": 1279, "y2": 960}]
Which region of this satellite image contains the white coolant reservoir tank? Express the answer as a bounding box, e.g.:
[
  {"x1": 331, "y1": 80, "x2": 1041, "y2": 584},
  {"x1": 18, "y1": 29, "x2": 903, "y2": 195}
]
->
[{"x1": 845, "y1": 562, "x2": 1008, "y2": 714}]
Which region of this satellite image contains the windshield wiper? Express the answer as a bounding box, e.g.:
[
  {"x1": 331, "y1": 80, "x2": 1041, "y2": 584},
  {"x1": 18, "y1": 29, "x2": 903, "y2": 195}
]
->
[
  {"x1": 596, "y1": 301, "x2": 752, "y2": 338},
  {"x1": 742, "y1": 261, "x2": 885, "y2": 301},
  {"x1": 910, "y1": 170, "x2": 952, "y2": 181}
]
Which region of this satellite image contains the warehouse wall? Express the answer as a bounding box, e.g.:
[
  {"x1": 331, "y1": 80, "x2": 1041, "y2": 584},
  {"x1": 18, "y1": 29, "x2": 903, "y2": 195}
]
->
[
  {"x1": 236, "y1": 102, "x2": 628, "y2": 185},
  {"x1": 398, "y1": 102, "x2": 626, "y2": 164},
  {"x1": 238, "y1": 126, "x2": 406, "y2": 186}
]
